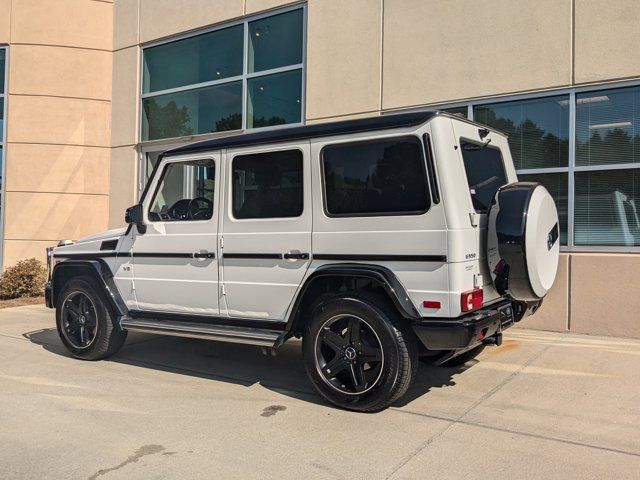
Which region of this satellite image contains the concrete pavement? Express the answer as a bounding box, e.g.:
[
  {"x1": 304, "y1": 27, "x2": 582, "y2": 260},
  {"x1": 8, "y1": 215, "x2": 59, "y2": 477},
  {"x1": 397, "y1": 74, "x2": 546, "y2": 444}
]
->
[{"x1": 0, "y1": 305, "x2": 638, "y2": 479}]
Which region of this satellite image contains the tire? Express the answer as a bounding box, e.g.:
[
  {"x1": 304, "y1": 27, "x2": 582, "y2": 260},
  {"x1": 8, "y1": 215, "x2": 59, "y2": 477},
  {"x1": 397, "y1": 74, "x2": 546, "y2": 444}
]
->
[
  {"x1": 302, "y1": 293, "x2": 418, "y2": 412},
  {"x1": 55, "y1": 276, "x2": 127, "y2": 360},
  {"x1": 440, "y1": 345, "x2": 485, "y2": 367}
]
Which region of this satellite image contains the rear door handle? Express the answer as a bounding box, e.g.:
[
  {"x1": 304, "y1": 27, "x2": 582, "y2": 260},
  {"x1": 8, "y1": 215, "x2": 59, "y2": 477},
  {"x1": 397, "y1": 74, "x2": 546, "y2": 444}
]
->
[{"x1": 283, "y1": 252, "x2": 310, "y2": 260}]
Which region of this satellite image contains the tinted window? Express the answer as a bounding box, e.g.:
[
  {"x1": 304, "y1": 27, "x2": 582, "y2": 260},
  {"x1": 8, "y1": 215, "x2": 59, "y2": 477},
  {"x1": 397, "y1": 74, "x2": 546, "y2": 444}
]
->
[
  {"x1": 473, "y1": 95, "x2": 569, "y2": 169},
  {"x1": 149, "y1": 159, "x2": 215, "y2": 222},
  {"x1": 232, "y1": 150, "x2": 303, "y2": 219},
  {"x1": 460, "y1": 140, "x2": 508, "y2": 212},
  {"x1": 322, "y1": 138, "x2": 430, "y2": 216}
]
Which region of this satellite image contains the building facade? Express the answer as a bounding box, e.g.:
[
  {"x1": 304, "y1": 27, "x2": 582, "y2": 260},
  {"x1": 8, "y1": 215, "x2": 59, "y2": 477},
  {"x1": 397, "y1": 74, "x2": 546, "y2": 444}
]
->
[{"x1": 0, "y1": 0, "x2": 639, "y2": 337}]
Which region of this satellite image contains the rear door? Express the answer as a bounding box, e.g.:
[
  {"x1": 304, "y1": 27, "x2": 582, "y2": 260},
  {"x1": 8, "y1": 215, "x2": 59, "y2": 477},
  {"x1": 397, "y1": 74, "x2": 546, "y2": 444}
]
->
[
  {"x1": 220, "y1": 142, "x2": 312, "y2": 321},
  {"x1": 451, "y1": 120, "x2": 517, "y2": 303}
]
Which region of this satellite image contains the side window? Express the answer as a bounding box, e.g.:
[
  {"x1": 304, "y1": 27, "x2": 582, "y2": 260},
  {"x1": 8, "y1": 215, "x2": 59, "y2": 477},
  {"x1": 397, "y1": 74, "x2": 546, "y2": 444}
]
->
[
  {"x1": 232, "y1": 149, "x2": 303, "y2": 219},
  {"x1": 460, "y1": 140, "x2": 508, "y2": 213},
  {"x1": 322, "y1": 137, "x2": 430, "y2": 216},
  {"x1": 149, "y1": 159, "x2": 215, "y2": 221}
]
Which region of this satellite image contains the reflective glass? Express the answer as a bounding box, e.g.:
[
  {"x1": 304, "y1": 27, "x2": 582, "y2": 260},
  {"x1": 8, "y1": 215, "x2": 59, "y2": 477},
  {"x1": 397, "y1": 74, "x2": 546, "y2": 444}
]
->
[
  {"x1": 232, "y1": 150, "x2": 303, "y2": 219},
  {"x1": 574, "y1": 169, "x2": 640, "y2": 246},
  {"x1": 519, "y1": 172, "x2": 568, "y2": 246},
  {"x1": 247, "y1": 70, "x2": 302, "y2": 128},
  {"x1": 248, "y1": 9, "x2": 303, "y2": 73},
  {"x1": 142, "y1": 81, "x2": 242, "y2": 141},
  {"x1": 576, "y1": 86, "x2": 640, "y2": 167},
  {"x1": 322, "y1": 138, "x2": 430, "y2": 216},
  {"x1": 474, "y1": 96, "x2": 569, "y2": 169},
  {"x1": 0, "y1": 49, "x2": 5, "y2": 93},
  {"x1": 460, "y1": 141, "x2": 508, "y2": 213},
  {"x1": 143, "y1": 25, "x2": 243, "y2": 94}
]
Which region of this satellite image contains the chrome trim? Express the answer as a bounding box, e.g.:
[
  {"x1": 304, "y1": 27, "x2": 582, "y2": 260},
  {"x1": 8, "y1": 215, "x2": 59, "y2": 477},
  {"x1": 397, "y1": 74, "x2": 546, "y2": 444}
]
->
[{"x1": 119, "y1": 317, "x2": 281, "y2": 347}]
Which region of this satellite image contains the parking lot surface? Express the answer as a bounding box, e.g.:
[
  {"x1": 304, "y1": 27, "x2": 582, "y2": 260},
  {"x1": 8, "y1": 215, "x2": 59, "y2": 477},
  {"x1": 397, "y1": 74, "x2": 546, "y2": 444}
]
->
[{"x1": 1, "y1": 305, "x2": 639, "y2": 479}]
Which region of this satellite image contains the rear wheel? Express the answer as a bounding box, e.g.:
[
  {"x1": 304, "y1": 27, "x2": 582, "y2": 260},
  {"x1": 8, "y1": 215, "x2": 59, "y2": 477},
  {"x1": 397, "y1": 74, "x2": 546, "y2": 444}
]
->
[
  {"x1": 56, "y1": 277, "x2": 127, "y2": 360},
  {"x1": 302, "y1": 294, "x2": 418, "y2": 412}
]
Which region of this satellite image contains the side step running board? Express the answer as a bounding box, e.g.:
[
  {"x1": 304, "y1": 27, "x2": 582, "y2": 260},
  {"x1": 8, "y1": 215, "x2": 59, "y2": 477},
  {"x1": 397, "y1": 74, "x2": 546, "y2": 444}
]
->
[{"x1": 120, "y1": 317, "x2": 283, "y2": 347}]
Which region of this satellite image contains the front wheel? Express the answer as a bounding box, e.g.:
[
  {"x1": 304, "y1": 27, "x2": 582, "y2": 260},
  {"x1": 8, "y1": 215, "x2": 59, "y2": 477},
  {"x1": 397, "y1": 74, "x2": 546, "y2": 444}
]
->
[
  {"x1": 56, "y1": 277, "x2": 127, "y2": 360},
  {"x1": 302, "y1": 294, "x2": 418, "y2": 412}
]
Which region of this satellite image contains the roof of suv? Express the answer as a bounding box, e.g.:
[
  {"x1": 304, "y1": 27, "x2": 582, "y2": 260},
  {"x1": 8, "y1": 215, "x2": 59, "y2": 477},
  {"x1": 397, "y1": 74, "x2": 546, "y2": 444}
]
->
[
  {"x1": 165, "y1": 111, "x2": 437, "y2": 157},
  {"x1": 164, "y1": 110, "x2": 507, "y2": 157}
]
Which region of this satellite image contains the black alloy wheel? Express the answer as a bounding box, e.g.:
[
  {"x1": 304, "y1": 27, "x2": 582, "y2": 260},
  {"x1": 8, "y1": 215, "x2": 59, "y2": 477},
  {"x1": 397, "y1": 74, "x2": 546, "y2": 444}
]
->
[
  {"x1": 55, "y1": 277, "x2": 127, "y2": 360},
  {"x1": 60, "y1": 291, "x2": 98, "y2": 349},
  {"x1": 315, "y1": 314, "x2": 384, "y2": 395},
  {"x1": 302, "y1": 293, "x2": 418, "y2": 412}
]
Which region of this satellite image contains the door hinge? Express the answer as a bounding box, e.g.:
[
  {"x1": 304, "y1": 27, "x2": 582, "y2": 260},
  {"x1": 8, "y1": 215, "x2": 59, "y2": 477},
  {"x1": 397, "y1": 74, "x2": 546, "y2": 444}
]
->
[
  {"x1": 469, "y1": 212, "x2": 479, "y2": 227},
  {"x1": 219, "y1": 236, "x2": 224, "y2": 249},
  {"x1": 221, "y1": 284, "x2": 226, "y2": 296}
]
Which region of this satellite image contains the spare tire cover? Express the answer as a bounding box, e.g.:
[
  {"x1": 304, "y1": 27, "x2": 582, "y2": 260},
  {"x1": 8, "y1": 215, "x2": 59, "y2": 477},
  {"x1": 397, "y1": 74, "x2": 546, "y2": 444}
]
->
[{"x1": 487, "y1": 182, "x2": 560, "y2": 301}]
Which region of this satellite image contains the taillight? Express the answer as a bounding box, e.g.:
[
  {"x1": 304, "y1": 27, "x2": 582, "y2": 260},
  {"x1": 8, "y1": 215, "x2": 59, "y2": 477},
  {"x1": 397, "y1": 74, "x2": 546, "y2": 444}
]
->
[{"x1": 461, "y1": 288, "x2": 483, "y2": 312}]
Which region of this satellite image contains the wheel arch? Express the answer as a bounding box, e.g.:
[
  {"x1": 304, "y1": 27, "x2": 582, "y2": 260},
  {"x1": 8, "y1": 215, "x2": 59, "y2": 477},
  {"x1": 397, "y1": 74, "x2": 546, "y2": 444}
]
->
[
  {"x1": 51, "y1": 260, "x2": 128, "y2": 318},
  {"x1": 284, "y1": 263, "x2": 420, "y2": 340}
]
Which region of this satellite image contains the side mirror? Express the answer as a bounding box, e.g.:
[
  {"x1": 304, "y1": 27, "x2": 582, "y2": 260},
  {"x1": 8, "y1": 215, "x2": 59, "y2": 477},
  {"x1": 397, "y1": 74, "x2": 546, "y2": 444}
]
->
[{"x1": 125, "y1": 204, "x2": 146, "y2": 234}]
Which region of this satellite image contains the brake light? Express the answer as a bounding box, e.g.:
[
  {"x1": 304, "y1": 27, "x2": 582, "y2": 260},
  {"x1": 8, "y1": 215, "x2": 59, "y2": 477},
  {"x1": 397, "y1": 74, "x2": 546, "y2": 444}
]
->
[{"x1": 461, "y1": 288, "x2": 483, "y2": 312}]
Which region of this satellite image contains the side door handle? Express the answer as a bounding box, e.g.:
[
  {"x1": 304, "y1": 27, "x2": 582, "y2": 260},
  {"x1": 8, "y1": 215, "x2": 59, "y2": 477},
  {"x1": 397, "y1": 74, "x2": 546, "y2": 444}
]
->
[
  {"x1": 193, "y1": 251, "x2": 215, "y2": 259},
  {"x1": 283, "y1": 252, "x2": 310, "y2": 260}
]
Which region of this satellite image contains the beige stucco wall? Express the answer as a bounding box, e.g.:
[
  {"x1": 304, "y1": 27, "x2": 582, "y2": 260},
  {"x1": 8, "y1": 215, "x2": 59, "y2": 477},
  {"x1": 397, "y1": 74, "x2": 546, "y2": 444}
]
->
[
  {"x1": 1, "y1": 0, "x2": 113, "y2": 267},
  {"x1": 574, "y1": 0, "x2": 640, "y2": 84}
]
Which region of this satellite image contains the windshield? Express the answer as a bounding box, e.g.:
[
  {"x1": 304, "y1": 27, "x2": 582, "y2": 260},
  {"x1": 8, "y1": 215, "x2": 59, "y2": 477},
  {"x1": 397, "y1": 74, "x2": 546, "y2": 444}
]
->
[{"x1": 460, "y1": 139, "x2": 508, "y2": 212}]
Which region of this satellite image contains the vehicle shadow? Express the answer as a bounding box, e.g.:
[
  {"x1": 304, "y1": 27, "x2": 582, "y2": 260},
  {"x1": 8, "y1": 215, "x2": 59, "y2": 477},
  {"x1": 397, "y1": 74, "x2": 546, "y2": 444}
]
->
[{"x1": 23, "y1": 328, "x2": 469, "y2": 411}]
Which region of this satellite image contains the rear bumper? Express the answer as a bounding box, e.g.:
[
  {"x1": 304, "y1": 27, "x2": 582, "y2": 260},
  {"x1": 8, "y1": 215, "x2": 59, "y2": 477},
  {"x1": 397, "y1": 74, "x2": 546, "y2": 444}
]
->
[{"x1": 411, "y1": 301, "x2": 515, "y2": 351}]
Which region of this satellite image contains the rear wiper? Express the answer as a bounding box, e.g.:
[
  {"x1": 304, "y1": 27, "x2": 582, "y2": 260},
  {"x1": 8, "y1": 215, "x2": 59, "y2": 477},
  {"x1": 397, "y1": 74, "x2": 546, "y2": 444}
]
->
[{"x1": 461, "y1": 138, "x2": 492, "y2": 150}]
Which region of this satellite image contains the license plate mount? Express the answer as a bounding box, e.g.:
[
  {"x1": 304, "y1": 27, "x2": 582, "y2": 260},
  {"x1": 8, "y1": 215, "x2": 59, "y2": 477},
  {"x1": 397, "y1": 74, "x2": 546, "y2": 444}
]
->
[{"x1": 498, "y1": 304, "x2": 515, "y2": 329}]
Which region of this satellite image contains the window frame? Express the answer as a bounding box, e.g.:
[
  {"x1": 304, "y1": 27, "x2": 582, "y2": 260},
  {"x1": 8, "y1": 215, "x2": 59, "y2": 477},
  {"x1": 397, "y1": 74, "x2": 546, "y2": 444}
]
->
[
  {"x1": 230, "y1": 147, "x2": 305, "y2": 221},
  {"x1": 147, "y1": 157, "x2": 217, "y2": 224},
  {"x1": 384, "y1": 79, "x2": 640, "y2": 253},
  {"x1": 0, "y1": 45, "x2": 8, "y2": 270},
  {"x1": 139, "y1": 3, "x2": 307, "y2": 143},
  {"x1": 320, "y1": 135, "x2": 432, "y2": 219}
]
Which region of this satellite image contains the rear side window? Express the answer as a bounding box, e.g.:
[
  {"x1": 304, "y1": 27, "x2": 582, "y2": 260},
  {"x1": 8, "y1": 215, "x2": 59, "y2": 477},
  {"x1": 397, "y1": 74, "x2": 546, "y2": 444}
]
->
[
  {"x1": 322, "y1": 137, "x2": 430, "y2": 216},
  {"x1": 232, "y1": 149, "x2": 303, "y2": 219},
  {"x1": 460, "y1": 140, "x2": 508, "y2": 212}
]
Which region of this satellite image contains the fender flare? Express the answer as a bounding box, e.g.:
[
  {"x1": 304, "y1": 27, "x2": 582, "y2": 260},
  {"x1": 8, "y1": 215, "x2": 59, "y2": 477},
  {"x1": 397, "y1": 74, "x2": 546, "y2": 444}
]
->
[
  {"x1": 51, "y1": 259, "x2": 128, "y2": 317},
  {"x1": 284, "y1": 263, "x2": 420, "y2": 333}
]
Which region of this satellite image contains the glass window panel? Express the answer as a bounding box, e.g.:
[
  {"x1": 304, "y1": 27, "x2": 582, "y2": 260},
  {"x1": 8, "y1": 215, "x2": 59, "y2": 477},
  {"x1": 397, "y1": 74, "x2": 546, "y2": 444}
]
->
[
  {"x1": 0, "y1": 49, "x2": 5, "y2": 93},
  {"x1": 474, "y1": 96, "x2": 569, "y2": 170},
  {"x1": 232, "y1": 150, "x2": 303, "y2": 219},
  {"x1": 247, "y1": 70, "x2": 302, "y2": 128},
  {"x1": 145, "y1": 151, "x2": 163, "y2": 180},
  {"x1": 248, "y1": 9, "x2": 303, "y2": 73},
  {"x1": 576, "y1": 86, "x2": 640, "y2": 167},
  {"x1": 142, "y1": 81, "x2": 242, "y2": 141},
  {"x1": 149, "y1": 159, "x2": 215, "y2": 222},
  {"x1": 442, "y1": 106, "x2": 468, "y2": 118},
  {"x1": 574, "y1": 169, "x2": 640, "y2": 246},
  {"x1": 518, "y1": 172, "x2": 568, "y2": 246},
  {"x1": 0, "y1": 101, "x2": 3, "y2": 142},
  {"x1": 142, "y1": 25, "x2": 243, "y2": 94},
  {"x1": 460, "y1": 140, "x2": 508, "y2": 213},
  {"x1": 322, "y1": 138, "x2": 430, "y2": 216}
]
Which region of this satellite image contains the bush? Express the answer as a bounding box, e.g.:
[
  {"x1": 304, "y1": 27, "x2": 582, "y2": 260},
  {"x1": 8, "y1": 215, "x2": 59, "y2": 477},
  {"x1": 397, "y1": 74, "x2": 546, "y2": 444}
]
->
[{"x1": 0, "y1": 258, "x2": 48, "y2": 299}]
